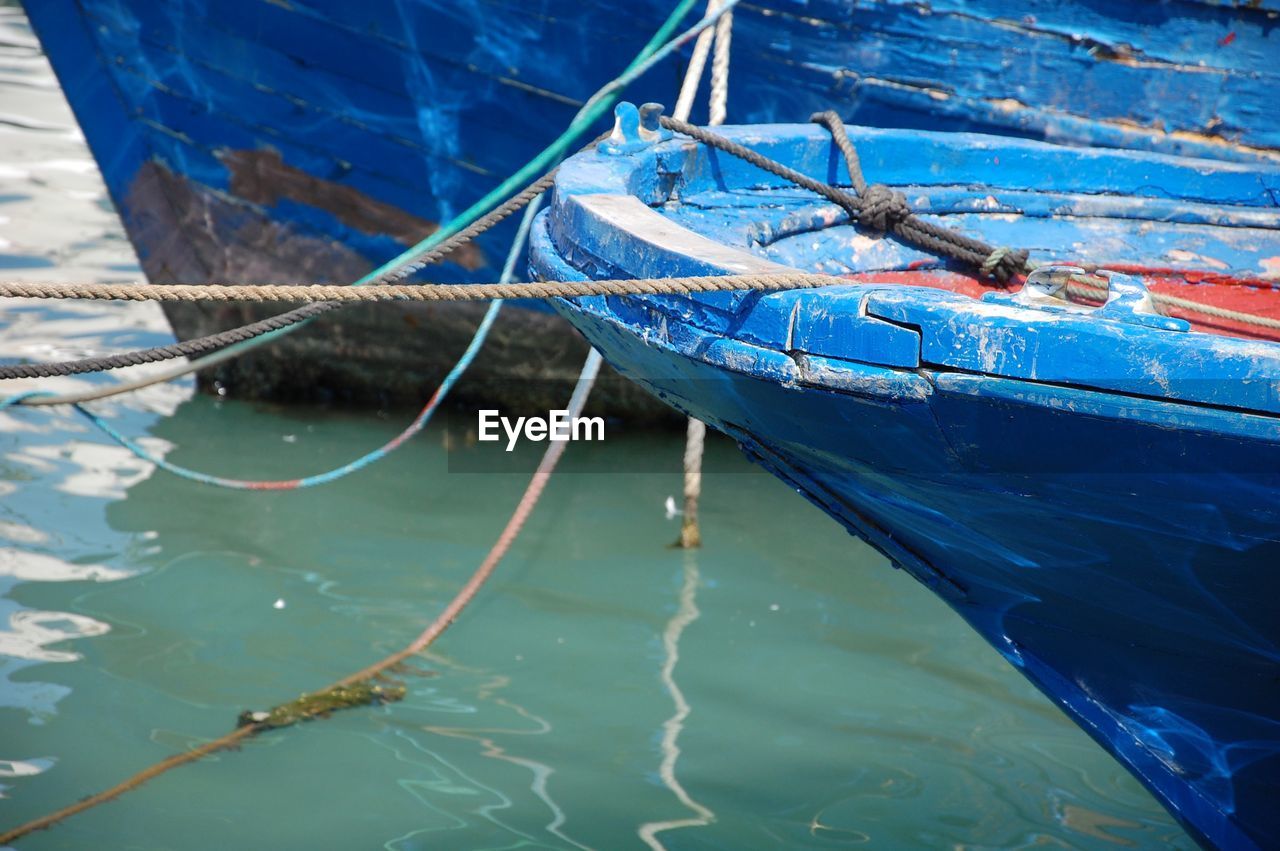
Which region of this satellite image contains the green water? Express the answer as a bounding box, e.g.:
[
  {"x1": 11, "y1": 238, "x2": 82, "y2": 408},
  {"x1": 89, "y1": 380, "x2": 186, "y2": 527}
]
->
[
  {"x1": 1, "y1": 399, "x2": 1192, "y2": 849},
  {"x1": 0, "y1": 5, "x2": 1192, "y2": 847}
]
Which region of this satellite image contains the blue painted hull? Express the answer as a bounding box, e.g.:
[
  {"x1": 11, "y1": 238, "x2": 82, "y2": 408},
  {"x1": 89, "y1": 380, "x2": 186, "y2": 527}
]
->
[
  {"x1": 21, "y1": 0, "x2": 1280, "y2": 842},
  {"x1": 22, "y1": 0, "x2": 1280, "y2": 406},
  {"x1": 529, "y1": 120, "x2": 1280, "y2": 849}
]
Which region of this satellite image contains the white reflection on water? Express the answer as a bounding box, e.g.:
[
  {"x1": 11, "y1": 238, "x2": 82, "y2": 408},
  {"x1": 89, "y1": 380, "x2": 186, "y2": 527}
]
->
[
  {"x1": 0, "y1": 519, "x2": 46, "y2": 544},
  {"x1": 0, "y1": 548, "x2": 132, "y2": 729},
  {"x1": 420, "y1": 670, "x2": 594, "y2": 851},
  {"x1": 18, "y1": 437, "x2": 173, "y2": 499},
  {"x1": 0, "y1": 547, "x2": 131, "y2": 582},
  {"x1": 0, "y1": 756, "x2": 56, "y2": 799},
  {"x1": 0, "y1": 1, "x2": 172, "y2": 785},
  {"x1": 0, "y1": 608, "x2": 110, "y2": 663},
  {"x1": 637, "y1": 552, "x2": 716, "y2": 849},
  {"x1": 0, "y1": 19, "x2": 189, "y2": 692}
]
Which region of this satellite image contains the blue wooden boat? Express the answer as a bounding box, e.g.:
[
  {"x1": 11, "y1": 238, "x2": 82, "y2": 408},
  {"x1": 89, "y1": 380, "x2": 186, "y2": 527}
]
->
[
  {"x1": 23, "y1": 0, "x2": 1280, "y2": 409},
  {"x1": 528, "y1": 108, "x2": 1280, "y2": 849}
]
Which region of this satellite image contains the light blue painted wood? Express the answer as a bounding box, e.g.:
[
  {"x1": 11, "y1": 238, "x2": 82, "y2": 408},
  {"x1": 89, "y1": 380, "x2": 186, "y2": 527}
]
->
[{"x1": 531, "y1": 114, "x2": 1280, "y2": 851}]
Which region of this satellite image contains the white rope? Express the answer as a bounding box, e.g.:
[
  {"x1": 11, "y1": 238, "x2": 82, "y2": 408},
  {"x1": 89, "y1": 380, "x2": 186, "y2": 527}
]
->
[
  {"x1": 708, "y1": 0, "x2": 732, "y2": 126},
  {"x1": 671, "y1": 0, "x2": 720, "y2": 122},
  {"x1": 675, "y1": 0, "x2": 732, "y2": 549},
  {"x1": 678, "y1": 417, "x2": 706, "y2": 549}
]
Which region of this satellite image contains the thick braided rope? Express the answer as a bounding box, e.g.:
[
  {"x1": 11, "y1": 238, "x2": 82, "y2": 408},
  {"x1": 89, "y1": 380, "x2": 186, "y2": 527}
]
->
[
  {"x1": 4, "y1": 273, "x2": 1276, "y2": 331},
  {"x1": 0, "y1": 163, "x2": 566, "y2": 380},
  {"x1": 663, "y1": 113, "x2": 1030, "y2": 283},
  {"x1": 0, "y1": 274, "x2": 846, "y2": 303},
  {"x1": 662, "y1": 116, "x2": 1280, "y2": 330},
  {"x1": 808, "y1": 111, "x2": 1029, "y2": 282},
  {"x1": 0, "y1": 302, "x2": 339, "y2": 379}
]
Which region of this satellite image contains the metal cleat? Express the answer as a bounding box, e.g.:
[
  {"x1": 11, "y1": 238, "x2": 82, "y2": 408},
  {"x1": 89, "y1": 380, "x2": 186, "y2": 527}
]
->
[{"x1": 599, "y1": 102, "x2": 673, "y2": 155}]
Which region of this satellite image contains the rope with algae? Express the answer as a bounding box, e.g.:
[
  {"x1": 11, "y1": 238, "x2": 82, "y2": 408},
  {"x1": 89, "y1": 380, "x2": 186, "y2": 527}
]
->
[{"x1": 0, "y1": 351, "x2": 602, "y2": 845}]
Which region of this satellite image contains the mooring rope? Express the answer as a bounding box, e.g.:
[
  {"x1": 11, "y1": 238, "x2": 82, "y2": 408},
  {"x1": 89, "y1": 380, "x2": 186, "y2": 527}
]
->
[
  {"x1": 0, "y1": 159, "x2": 533, "y2": 381},
  {"x1": 4, "y1": 268, "x2": 1277, "y2": 332},
  {"x1": 0, "y1": 165, "x2": 564, "y2": 381},
  {"x1": 658, "y1": 113, "x2": 1280, "y2": 332},
  {"x1": 0, "y1": 350, "x2": 602, "y2": 845},
  {"x1": 0, "y1": 273, "x2": 845, "y2": 304},
  {"x1": 0, "y1": 197, "x2": 545, "y2": 489},
  {"x1": 0, "y1": 303, "x2": 339, "y2": 380},
  {"x1": 670, "y1": 4, "x2": 731, "y2": 550},
  {"x1": 671, "y1": 0, "x2": 718, "y2": 123},
  {"x1": 0, "y1": 0, "x2": 724, "y2": 393},
  {"x1": 708, "y1": 0, "x2": 732, "y2": 127}
]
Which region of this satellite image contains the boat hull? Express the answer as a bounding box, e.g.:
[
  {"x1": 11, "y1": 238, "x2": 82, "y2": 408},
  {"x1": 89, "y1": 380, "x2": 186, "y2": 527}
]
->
[
  {"x1": 529, "y1": 119, "x2": 1280, "y2": 848},
  {"x1": 553, "y1": 295, "x2": 1280, "y2": 851},
  {"x1": 23, "y1": 0, "x2": 1280, "y2": 409}
]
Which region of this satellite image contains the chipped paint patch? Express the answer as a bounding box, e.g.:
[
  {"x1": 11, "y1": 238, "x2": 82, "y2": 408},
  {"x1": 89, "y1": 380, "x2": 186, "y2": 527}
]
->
[
  {"x1": 1166, "y1": 249, "x2": 1230, "y2": 270},
  {"x1": 219, "y1": 148, "x2": 484, "y2": 269}
]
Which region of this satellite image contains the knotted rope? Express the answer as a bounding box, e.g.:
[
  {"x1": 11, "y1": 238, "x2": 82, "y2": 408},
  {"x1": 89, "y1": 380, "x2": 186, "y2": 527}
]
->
[
  {"x1": 659, "y1": 112, "x2": 1032, "y2": 283},
  {"x1": 807, "y1": 110, "x2": 1031, "y2": 283},
  {"x1": 857, "y1": 184, "x2": 910, "y2": 234}
]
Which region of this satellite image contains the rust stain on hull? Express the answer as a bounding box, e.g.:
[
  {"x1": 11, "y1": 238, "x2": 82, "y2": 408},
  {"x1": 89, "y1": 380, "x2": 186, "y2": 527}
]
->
[
  {"x1": 118, "y1": 158, "x2": 667, "y2": 418},
  {"x1": 219, "y1": 147, "x2": 485, "y2": 270}
]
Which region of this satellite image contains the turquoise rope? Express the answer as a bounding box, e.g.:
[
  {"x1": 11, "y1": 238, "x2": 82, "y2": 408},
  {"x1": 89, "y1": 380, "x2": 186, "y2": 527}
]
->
[
  {"x1": 0, "y1": 391, "x2": 52, "y2": 410},
  {"x1": 0, "y1": 303, "x2": 498, "y2": 489},
  {"x1": 0, "y1": 0, "x2": 723, "y2": 487},
  {"x1": 65, "y1": 299, "x2": 502, "y2": 491},
  {"x1": 172, "y1": 0, "x2": 708, "y2": 370},
  {"x1": 353, "y1": 0, "x2": 709, "y2": 286},
  {"x1": 9, "y1": 195, "x2": 548, "y2": 490},
  {"x1": 0, "y1": 292, "x2": 498, "y2": 491}
]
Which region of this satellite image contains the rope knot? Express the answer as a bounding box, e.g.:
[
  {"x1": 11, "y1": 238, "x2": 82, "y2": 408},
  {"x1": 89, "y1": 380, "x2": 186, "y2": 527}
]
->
[
  {"x1": 859, "y1": 184, "x2": 910, "y2": 233},
  {"x1": 980, "y1": 246, "x2": 1031, "y2": 284}
]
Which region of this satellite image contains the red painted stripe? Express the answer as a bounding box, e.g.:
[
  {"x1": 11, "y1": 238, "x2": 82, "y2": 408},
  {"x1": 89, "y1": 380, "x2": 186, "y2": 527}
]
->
[{"x1": 837, "y1": 268, "x2": 1280, "y2": 341}]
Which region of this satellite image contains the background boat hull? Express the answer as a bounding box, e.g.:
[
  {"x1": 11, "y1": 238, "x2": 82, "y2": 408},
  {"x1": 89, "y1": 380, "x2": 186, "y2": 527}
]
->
[{"x1": 23, "y1": 0, "x2": 1280, "y2": 409}]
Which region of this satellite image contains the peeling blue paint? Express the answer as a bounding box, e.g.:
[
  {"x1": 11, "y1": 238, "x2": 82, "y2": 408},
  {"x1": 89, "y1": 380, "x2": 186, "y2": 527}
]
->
[{"x1": 531, "y1": 117, "x2": 1280, "y2": 851}]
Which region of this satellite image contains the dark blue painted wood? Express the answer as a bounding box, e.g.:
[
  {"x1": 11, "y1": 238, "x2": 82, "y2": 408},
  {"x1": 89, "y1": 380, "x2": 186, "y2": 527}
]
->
[
  {"x1": 24, "y1": 0, "x2": 1280, "y2": 300},
  {"x1": 530, "y1": 117, "x2": 1280, "y2": 850},
  {"x1": 20, "y1": 0, "x2": 1280, "y2": 833}
]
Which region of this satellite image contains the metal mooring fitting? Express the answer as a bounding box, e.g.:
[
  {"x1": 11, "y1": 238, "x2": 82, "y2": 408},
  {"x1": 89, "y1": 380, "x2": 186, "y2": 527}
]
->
[
  {"x1": 1022, "y1": 264, "x2": 1081, "y2": 303},
  {"x1": 984, "y1": 264, "x2": 1191, "y2": 331},
  {"x1": 599, "y1": 101, "x2": 673, "y2": 155},
  {"x1": 983, "y1": 264, "x2": 1082, "y2": 310},
  {"x1": 1092, "y1": 270, "x2": 1190, "y2": 332}
]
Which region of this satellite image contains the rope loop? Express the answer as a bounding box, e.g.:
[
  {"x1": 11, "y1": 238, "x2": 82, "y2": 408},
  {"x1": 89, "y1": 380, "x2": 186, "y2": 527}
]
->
[
  {"x1": 980, "y1": 246, "x2": 1031, "y2": 284},
  {"x1": 859, "y1": 184, "x2": 911, "y2": 233}
]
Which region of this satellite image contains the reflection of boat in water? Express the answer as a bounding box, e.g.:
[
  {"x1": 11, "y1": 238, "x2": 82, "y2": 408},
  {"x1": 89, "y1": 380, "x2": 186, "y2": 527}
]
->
[
  {"x1": 530, "y1": 112, "x2": 1280, "y2": 849},
  {"x1": 25, "y1": 0, "x2": 1280, "y2": 411}
]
